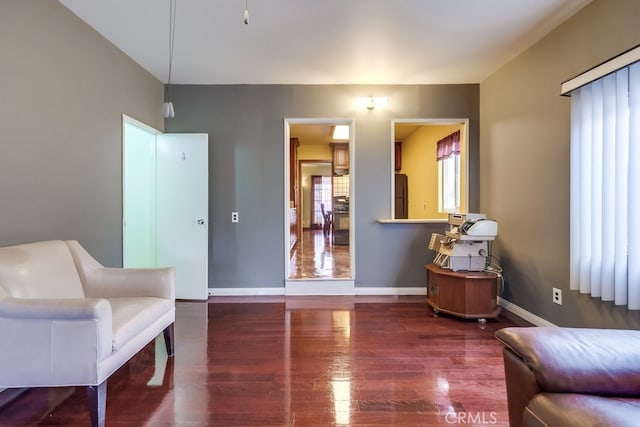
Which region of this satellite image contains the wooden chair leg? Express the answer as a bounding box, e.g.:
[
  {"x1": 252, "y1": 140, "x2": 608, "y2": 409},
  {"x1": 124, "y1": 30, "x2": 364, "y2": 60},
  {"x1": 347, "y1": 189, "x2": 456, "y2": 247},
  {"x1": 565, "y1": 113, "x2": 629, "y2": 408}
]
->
[
  {"x1": 163, "y1": 323, "x2": 175, "y2": 357},
  {"x1": 87, "y1": 381, "x2": 106, "y2": 427}
]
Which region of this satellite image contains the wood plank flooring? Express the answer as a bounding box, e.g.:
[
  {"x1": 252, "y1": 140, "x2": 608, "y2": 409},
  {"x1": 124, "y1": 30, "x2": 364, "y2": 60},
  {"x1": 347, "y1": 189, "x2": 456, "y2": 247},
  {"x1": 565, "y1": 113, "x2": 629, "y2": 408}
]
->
[
  {"x1": 289, "y1": 230, "x2": 350, "y2": 279},
  {"x1": 0, "y1": 296, "x2": 521, "y2": 426}
]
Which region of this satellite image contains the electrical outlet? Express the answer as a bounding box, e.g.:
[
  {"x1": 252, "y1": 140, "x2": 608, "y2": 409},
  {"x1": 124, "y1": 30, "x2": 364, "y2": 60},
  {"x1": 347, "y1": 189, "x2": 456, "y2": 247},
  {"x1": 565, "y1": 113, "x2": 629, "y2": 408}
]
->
[
  {"x1": 552, "y1": 287, "x2": 562, "y2": 305},
  {"x1": 231, "y1": 212, "x2": 239, "y2": 223}
]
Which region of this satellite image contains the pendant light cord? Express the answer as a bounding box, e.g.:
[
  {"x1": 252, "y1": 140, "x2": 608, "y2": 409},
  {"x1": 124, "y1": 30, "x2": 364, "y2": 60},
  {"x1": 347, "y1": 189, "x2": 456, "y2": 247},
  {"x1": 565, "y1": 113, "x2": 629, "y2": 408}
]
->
[{"x1": 167, "y1": 0, "x2": 176, "y2": 102}]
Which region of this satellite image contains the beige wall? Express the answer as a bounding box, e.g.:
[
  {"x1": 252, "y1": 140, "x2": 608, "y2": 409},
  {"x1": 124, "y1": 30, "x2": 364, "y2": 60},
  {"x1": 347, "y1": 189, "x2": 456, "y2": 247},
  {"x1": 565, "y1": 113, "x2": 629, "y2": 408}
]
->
[
  {"x1": 480, "y1": 0, "x2": 640, "y2": 327},
  {"x1": 0, "y1": 1, "x2": 164, "y2": 266}
]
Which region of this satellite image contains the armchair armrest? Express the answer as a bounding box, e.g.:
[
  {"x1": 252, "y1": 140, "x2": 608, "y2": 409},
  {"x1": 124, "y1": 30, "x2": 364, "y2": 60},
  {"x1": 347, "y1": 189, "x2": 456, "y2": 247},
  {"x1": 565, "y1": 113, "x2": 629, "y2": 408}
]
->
[
  {"x1": 0, "y1": 297, "x2": 111, "y2": 319},
  {"x1": 0, "y1": 297, "x2": 113, "y2": 384},
  {"x1": 81, "y1": 267, "x2": 175, "y2": 300},
  {"x1": 65, "y1": 239, "x2": 175, "y2": 300},
  {"x1": 496, "y1": 327, "x2": 640, "y2": 396}
]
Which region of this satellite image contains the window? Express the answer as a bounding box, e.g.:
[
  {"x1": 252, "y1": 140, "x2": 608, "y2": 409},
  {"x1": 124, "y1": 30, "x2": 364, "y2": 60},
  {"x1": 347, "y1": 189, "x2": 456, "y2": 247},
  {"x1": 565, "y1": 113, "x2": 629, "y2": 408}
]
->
[
  {"x1": 437, "y1": 130, "x2": 461, "y2": 213},
  {"x1": 392, "y1": 120, "x2": 468, "y2": 220},
  {"x1": 312, "y1": 175, "x2": 332, "y2": 227},
  {"x1": 565, "y1": 48, "x2": 640, "y2": 308}
]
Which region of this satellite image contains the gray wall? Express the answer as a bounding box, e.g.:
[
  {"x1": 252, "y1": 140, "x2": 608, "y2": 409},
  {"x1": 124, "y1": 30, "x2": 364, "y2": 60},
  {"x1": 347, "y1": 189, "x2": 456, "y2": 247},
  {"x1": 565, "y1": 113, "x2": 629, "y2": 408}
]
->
[
  {"x1": 0, "y1": 1, "x2": 164, "y2": 266},
  {"x1": 166, "y1": 85, "x2": 479, "y2": 289},
  {"x1": 480, "y1": 0, "x2": 640, "y2": 327}
]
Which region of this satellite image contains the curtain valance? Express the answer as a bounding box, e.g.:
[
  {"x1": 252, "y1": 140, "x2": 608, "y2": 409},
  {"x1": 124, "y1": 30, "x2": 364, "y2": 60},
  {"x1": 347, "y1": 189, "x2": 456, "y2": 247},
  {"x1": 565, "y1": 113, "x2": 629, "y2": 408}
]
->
[{"x1": 436, "y1": 130, "x2": 460, "y2": 161}]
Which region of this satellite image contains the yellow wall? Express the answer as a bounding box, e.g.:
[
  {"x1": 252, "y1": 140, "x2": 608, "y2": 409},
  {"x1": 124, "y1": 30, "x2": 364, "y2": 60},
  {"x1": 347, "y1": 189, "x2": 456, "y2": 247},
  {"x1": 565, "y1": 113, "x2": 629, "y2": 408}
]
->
[
  {"x1": 298, "y1": 144, "x2": 332, "y2": 161},
  {"x1": 400, "y1": 124, "x2": 463, "y2": 218}
]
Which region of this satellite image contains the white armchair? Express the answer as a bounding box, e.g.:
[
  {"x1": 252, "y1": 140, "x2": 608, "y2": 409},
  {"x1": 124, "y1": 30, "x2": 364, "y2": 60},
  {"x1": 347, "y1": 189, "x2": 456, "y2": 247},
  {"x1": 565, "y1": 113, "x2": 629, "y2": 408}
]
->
[{"x1": 0, "y1": 240, "x2": 175, "y2": 427}]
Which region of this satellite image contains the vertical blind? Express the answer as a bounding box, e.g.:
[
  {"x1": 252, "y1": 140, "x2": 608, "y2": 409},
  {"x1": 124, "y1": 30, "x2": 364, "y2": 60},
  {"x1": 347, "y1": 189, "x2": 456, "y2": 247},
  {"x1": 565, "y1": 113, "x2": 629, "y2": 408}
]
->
[{"x1": 568, "y1": 60, "x2": 640, "y2": 307}]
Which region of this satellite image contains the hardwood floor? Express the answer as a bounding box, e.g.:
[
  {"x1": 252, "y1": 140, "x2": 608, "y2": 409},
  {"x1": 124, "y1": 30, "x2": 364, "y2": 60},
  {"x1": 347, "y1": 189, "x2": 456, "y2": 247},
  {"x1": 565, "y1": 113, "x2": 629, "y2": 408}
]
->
[
  {"x1": 0, "y1": 296, "x2": 521, "y2": 426},
  {"x1": 289, "y1": 229, "x2": 350, "y2": 279}
]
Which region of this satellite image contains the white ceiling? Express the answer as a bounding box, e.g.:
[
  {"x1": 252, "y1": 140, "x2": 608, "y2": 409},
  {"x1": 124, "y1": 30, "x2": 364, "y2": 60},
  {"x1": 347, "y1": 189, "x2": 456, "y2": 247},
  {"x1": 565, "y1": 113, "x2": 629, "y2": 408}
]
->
[{"x1": 58, "y1": 0, "x2": 591, "y2": 85}]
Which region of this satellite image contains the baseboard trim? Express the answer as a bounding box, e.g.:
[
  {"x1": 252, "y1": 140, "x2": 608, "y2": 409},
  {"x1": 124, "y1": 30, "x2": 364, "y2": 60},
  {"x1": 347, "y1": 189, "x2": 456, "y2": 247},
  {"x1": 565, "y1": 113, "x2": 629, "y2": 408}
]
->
[
  {"x1": 498, "y1": 297, "x2": 556, "y2": 327},
  {"x1": 356, "y1": 287, "x2": 426, "y2": 296},
  {"x1": 285, "y1": 280, "x2": 355, "y2": 295},
  {"x1": 209, "y1": 288, "x2": 284, "y2": 296}
]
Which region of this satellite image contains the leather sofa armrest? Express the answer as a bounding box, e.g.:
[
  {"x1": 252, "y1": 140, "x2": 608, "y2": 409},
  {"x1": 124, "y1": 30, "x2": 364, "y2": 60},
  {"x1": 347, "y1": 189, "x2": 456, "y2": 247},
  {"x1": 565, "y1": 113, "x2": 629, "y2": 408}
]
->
[
  {"x1": 0, "y1": 297, "x2": 111, "y2": 319},
  {"x1": 495, "y1": 327, "x2": 640, "y2": 396},
  {"x1": 501, "y1": 346, "x2": 541, "y2": 427},
  {"x1": 0, "y1": 298, "x2": 113, "y2": 381},
  {"x1": 65, "y1": 240, "x2": 175, "y2": 300},
  {"x1": 81, "y1": 267, "x2": 175, "y2": 300}
]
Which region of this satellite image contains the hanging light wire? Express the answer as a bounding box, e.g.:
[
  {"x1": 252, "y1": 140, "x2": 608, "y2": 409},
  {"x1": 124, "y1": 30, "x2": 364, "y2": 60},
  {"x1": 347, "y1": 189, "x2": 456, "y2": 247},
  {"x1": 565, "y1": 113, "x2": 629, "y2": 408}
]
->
[{"x1": 164, "y1": 0, "x2": 177, "y2": 118}]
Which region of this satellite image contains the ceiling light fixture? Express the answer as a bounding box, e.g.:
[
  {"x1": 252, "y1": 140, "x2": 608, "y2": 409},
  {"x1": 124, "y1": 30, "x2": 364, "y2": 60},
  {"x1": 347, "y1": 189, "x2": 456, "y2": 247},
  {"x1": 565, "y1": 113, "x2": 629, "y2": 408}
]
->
[
  {"x1": 331, "y1": 125, "x2": 349, "y2": 140},
  {"x1": 163, "y1": 0, "x2": 177, "y2": 119},
  {"x1": 243, "y1": 0, "x2": 249, "y2": 25}
]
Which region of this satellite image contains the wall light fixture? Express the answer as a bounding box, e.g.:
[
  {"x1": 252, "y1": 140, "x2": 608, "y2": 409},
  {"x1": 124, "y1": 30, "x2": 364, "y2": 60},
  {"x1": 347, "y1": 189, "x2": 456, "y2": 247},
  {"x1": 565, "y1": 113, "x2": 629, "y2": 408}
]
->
[{"x1": 357, "y1": 96, "x2": 388, "y2": 110}]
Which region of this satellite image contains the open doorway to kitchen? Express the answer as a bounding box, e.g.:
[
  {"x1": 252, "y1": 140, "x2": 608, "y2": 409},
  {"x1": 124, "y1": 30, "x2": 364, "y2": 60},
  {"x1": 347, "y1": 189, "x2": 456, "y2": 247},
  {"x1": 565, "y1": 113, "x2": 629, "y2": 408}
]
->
[{"x1": 284, "y1": 119, "x2": 355, "y2": 295}]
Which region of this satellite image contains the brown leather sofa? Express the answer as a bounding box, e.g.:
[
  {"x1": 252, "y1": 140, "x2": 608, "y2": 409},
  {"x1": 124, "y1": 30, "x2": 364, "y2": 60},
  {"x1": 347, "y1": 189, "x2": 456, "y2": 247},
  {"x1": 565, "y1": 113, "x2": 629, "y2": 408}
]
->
[{"x1": 495, "y1": 327, "x2": 640, "y2": 427}]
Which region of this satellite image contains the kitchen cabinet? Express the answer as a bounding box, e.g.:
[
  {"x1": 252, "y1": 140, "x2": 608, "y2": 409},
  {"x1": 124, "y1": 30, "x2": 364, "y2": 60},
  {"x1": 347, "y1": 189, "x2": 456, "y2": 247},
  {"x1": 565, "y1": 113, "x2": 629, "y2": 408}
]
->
[
  {"x1": 290, "y1": 138, "x2": 299, "y2": 206},
  {"x1": 394, "y1": 173, "x2": 408, "y2": 219},
  {"x1": 395, "y1": 141, "x2": 402, "y2": 171},
  {"x1": 331, "y1": 143, "x2": 349, "y2": 174}
]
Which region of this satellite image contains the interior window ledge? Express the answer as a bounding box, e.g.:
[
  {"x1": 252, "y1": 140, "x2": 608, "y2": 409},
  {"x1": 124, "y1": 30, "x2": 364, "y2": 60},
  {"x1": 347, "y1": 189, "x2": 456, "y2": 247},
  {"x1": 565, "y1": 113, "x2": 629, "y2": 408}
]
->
[{"x1": 377, "y1": 218, "x2": 448, "y2": 224}]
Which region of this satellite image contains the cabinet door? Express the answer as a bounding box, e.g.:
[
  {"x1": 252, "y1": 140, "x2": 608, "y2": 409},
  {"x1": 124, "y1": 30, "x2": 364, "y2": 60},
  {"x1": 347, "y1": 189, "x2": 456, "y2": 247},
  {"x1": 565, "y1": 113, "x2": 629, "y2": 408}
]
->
[
  {"x1": 290, "y1": 138, "x2": 299, "y2": 206},
  {"x1": 332, "y1": 143, "x2": 349, "y2": 172},
  {"x1": 428, "y1": 270, "x2": 466, "y2": 314},
  {"x1": 394, "y1": 173, "x2": 408, "y2": 219},
  {"x1": 395, "y1": 141, "x2": 402, "y2": 171}
]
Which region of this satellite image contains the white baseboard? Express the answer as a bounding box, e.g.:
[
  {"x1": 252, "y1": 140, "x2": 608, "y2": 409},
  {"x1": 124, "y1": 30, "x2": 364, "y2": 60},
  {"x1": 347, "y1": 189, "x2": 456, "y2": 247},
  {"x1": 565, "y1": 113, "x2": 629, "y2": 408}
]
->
[
  {"x1": 285, "y1": 280, "x2": 355, "y2": 295},
  {"x1": 356, "y1": 287, "x2": 426, "y2": 296},
  {"x1": 208, "y1": 288, "x2": 284, "y2": 296},
  {"x1": 498, "y1": 297, "x2": 556, "y2": 327}
]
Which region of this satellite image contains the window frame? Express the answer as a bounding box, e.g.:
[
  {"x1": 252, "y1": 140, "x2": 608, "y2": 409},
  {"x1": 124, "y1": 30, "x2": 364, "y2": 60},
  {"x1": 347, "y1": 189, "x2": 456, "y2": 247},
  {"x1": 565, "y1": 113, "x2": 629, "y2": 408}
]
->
[
  {"x1": 438, "y1": 151, "x2": 461, "y2": 213},
  {"x1": 389, "y1": 118, "x2": 469, "y2": 222}
]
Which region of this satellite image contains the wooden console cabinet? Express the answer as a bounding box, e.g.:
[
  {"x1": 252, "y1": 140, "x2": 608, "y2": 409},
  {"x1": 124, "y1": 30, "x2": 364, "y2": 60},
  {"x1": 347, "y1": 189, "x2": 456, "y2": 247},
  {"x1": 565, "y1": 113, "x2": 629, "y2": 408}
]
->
[{"x1": 425, "y1": 263, "x2": 501, "y2": 321}]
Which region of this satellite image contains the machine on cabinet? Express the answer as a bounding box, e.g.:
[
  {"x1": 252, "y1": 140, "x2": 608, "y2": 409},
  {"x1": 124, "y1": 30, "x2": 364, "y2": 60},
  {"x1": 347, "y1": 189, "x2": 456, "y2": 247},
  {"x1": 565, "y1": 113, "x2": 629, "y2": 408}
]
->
[{"x1": 429, "y1": 213, "x2": 498, "y2": 272}]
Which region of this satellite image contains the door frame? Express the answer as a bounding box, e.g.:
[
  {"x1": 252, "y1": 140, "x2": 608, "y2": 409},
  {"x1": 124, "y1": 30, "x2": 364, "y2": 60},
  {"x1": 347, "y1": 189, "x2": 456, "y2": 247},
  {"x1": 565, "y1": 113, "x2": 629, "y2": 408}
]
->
[
  {"x1": 284, "y1": 118, "x2": 356, "y2": 295},
  {"x1": 122, "y1": 115, "x2": 162, "y2": 267},
  {"x1": 122, "y1": 115, "x2": 209, "y2": 300}
]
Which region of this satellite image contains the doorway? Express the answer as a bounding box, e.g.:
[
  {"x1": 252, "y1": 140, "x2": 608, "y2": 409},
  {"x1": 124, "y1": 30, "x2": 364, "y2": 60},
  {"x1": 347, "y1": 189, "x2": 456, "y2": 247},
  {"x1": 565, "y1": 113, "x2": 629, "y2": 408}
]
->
[
  {"x1": 122, "y1": 116, "x2": 209, "y2": 300},
  {"x1": 284, "y1": 119, "x2": 355, "y2": 295}
]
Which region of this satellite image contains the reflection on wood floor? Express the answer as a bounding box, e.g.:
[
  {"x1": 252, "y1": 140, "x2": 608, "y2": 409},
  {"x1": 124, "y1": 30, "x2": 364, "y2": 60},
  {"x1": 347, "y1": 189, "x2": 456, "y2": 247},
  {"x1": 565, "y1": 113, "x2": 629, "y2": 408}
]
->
[
  {"x1": 0, "y1": 297, "x2": 521, "y2": 426},
  {"x1": 289, "y1": 229, "x2": 350, "y2": 279}
]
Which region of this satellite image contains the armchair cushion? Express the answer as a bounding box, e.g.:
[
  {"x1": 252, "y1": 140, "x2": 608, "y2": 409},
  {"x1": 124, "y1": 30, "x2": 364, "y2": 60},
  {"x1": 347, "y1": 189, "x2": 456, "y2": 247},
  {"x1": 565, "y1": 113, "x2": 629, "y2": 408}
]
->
[
  {"x1": 523, "y1": 393, "x2": 640, "y2": 427},
  {"x1": 109, "y1": 297, "x2": 173, "y2": 351}
]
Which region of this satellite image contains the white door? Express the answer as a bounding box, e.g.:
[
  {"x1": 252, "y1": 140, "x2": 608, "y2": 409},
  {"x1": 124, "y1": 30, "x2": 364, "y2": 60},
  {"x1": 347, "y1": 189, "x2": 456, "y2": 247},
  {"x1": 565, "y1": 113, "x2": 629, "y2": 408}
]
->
[{"x1": 156, "y1": 133, "x2": 209, "y2": 300}]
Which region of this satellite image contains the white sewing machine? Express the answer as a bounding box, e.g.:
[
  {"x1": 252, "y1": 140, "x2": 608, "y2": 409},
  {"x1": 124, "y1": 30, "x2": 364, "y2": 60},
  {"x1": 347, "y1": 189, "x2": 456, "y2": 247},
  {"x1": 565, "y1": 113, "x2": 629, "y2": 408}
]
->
[{"x1": 429, "y1": 213, "x2": 498, "y2": 271}]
